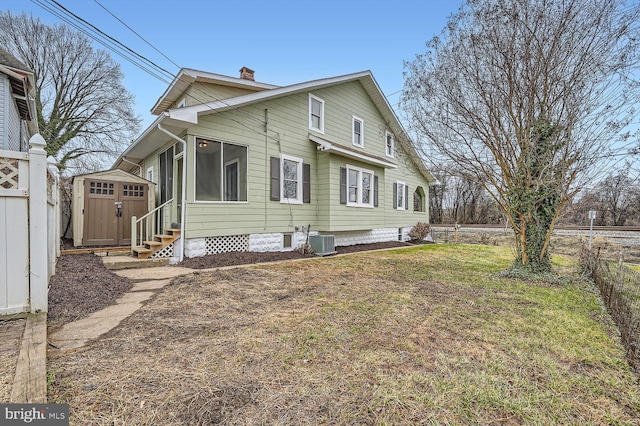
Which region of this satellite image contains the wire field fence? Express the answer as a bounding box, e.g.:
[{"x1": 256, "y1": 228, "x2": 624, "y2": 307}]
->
[{"x1": 580, "y1": 245, "x2": 640, "y2": 372}]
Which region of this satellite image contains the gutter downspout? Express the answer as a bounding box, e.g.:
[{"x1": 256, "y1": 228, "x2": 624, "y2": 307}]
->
[{"x1": 157, "y1": 124, "x2": 187, "y2": 263}]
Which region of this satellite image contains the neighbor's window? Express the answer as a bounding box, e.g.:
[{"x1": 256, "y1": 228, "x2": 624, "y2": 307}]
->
[
  {"x1": 309, "y1": 94, "x2": 325, "y2": 133},
  {"x1": 195, "y1": 138, "x2": 247, "y2": 202},
  {"x1": 347, "y1": 165, "x2": 374, "y2": 207},
  {"x1": 385, "y1": 131, "x2": 395, "y2": 157},
  {"x1": 352, "y1": 116, "x2": 364, "y2": 147},
  {"x1": 281, "y1": 154, "x2": 303, "y2": 204}
]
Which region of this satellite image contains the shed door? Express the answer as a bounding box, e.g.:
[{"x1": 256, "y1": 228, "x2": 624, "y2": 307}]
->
[
  {"x1": 119, "y1": 183, "x2": 148, "y2": 245},
  {"x1": 83, "y1": 180, "x2": 149, "y2": 246}
]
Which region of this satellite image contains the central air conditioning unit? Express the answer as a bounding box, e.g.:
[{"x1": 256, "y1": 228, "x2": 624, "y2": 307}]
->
[{"x1": 309, "y1": 235, "x2": 337, "y2": 256}]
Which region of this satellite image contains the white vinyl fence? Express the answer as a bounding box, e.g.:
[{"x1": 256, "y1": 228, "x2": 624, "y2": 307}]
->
[{"x1": 0, "y1": 134, "x2": 59, "y2": 315}]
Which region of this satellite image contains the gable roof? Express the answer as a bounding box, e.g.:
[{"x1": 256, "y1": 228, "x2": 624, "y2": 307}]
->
[
  {"x1": 151, "y1": 68, "x2": 279, "y2": 115},
  {"x1": 0, "y1": 47, "x2": 36, "y2": 124},
  {"x1": 117, "y1": 69, "x2": 436, "y2": 183}
]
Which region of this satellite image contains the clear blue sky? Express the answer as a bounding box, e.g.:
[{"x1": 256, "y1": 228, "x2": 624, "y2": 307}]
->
[{"x1": 2, "y1": 0, "x2": 460, "y2": 130}]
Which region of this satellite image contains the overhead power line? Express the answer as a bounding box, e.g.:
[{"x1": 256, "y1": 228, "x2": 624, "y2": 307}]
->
[{"x1": 31, "y1": 0, "x2": 280, "y2": 140}]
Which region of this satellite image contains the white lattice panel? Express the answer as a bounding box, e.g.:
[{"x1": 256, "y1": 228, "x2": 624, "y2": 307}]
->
[
  {"x1": 152, "y1": 243, "x2": 174, "y2": 258},
  {"x1": 0, "y1": 158, "x2": 19, "y2": 190},
  {"x1": 205, "y1": 235, "x2": 249, "y2": 254}
]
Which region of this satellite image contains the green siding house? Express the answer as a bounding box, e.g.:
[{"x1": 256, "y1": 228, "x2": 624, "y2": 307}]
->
[{"x1": 114, "y1": 67, "x2": 436, "y2": 261}]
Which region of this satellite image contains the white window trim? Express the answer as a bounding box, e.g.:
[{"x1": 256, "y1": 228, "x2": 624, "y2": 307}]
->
[
  {"x1": 193, "y1": 138, "x2": 250, "y2": 204},
  {"x1": 280, "y1": 154, "x2": 303, "y2": 204},
  {"x1": 385, "y1": 131, "x2": 395, "y2": 158},
  {"x1": 396, "y1": 180, "x2": 406, "y2": 210},
  {"x1": 177, "y1": 97, "x2": 186, "y2": 108},
  {"x1": 347, "y1": 165, "x2": 374, "y2": 208},
  {"x1": 352, "y1": 116, "x2": 364, "y2": 147},
  {"x1": 309, "y1": 94, "x2": 325, "y2": 134},
  {"x1": 146, "y1": 166, "x2": 154, "y2": 183}
]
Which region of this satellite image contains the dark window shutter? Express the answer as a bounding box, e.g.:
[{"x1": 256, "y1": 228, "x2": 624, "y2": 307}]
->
[
  {"x1": 392, "y1": 183, "x2": 397, "y2": 209},
  {"x1": 373, "y1": 175, "x2": 378, "y2": 207},
  {"x1": 303, "y1": 163, "x2": 311, "y2": 203},
  {"x1": 340, "y1": 167, "x2": 347, "y2": 204},
  {"x1": 405, "y1": 185, "x2": 409, "y2": 210},
  {"x1": 270, "y1": 157, "x2": 280, "y2": 201}
]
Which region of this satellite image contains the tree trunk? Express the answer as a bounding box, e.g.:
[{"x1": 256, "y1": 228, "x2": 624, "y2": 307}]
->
[{"x1": 511, "y1": 196, "x2": 559, "y2": 274}]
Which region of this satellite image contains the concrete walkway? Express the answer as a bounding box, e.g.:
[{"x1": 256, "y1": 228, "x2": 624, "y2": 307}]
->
[{"x1": 48, "y1": 266, "x2": 193, "y2": 350}]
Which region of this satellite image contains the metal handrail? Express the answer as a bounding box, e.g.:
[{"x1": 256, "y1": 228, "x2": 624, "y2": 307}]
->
[{"x1": 131, "y1": 198, "x2": 173, "y2": 252}]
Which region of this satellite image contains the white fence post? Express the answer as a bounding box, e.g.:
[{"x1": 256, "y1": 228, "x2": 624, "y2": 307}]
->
[
  {"x1": 28, "y1": 134, "x2": 48, "y2": 313},
  {"x1": 47, "y1": 156, "x2": 60, "y2": 278}
]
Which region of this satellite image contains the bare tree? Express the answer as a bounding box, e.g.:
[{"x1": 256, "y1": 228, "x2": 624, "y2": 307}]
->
[
  {"x1": 428, "y1": 174, "x2": 446, "y2": 223},
  {"x1": 0, "y1": 11, "x2": 140, "y2": 172},
  {"x1": 428, "y1": 165, "x2": 502, "y2": 224},
  {"x1": 584, "y1": 167, "x2": 640, "y2": 226},
  {"x1": 402, "y1": 0, "x2": 640, "y2": 273}
]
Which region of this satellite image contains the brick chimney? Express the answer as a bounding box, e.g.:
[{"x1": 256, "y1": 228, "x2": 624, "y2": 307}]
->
[{"x1": 239, "y1": 66, "x2": 255, "y2": 81}]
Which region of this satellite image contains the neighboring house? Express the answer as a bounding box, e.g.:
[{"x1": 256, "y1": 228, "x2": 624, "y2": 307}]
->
[
  {"x1": 1, "y1": 48, "x2": 57, "y2": 314},
  {"x1": 0, "y1": 47, "x2": 37, "y2": 152},
  {"x1": 114, "y1": 67, "x2": 436, "y2": 261}
]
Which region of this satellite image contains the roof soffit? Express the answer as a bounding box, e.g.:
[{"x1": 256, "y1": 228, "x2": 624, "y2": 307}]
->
[{"x1": 310, "y1": 134, "x2": 397, "y2": 169}]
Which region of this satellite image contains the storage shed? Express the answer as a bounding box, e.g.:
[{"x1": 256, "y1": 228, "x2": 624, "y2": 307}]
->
[{"x1": 72, "y1": 169, "x2": 155, "y2": 247}]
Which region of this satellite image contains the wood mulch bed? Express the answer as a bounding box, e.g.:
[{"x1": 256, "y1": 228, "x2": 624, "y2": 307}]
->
[{"x1": 177, "y1": 241, "x2": 412, "y2": 269}]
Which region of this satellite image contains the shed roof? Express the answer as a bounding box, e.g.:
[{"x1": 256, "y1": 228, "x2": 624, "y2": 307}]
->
[{"x1": 71, "y1": 168, "x2": 154, "y2": 185}]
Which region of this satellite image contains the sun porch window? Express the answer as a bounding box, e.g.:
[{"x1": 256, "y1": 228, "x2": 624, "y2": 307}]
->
[{"x1": 195, "y1": 138, "x2": 248, "y2": 202}]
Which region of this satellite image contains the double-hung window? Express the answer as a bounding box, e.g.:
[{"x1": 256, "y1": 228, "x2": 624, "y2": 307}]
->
[
  {"x1": 280, "y1": 154, "x2": 303, "y2": 204},
  {"x1": 270, "y1": 155, "x2": 311, "y2": 204},
  {"x1": 352, "y1": 116, "x2": 364, "y2": 147},
  {"x1": 395, "y1": 181, "x2": 407, "y2": 210},
  {"x1": 346, "y1": 165, "x2": 374, "y2": 207},
  {"x1": 195, "y1": 138, "x2": 248, "y2": 202},
  {"x1": 385, "y1": 131, "x2": 395, "y2": 157},
  {"x1": 309, "y1": 94, "x2": 325, "y2": 133}
]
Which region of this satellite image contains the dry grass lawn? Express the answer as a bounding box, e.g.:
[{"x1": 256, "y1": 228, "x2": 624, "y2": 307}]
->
[{"x1": 48, "y1": 245, "x2": 640, "y2": 425}]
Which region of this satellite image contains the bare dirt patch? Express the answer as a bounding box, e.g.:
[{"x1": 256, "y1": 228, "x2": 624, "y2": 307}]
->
[
  {"x1": 47, "y1": 246, "x2": 640, "y2": 425},
  {"x1": 48, "y1": 253, "x2": 134, "y2": 329}
]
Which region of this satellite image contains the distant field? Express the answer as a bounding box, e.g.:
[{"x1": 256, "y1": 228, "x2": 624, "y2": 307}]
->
[
  {"x1": 48, "y1": 244, "x2": 640, "y2": 425},
  {"x1": 431, "y1": 226, "x2": 640, "y2": 264}
]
